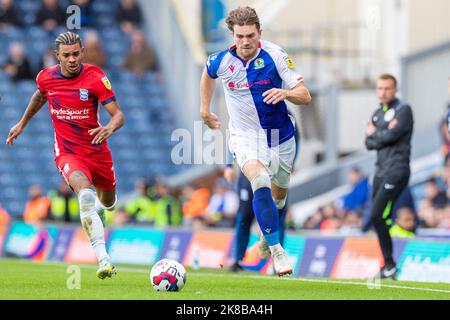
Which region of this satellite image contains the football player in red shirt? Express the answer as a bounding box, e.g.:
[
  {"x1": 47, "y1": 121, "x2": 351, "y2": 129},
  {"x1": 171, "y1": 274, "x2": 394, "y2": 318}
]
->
[{"x1": 6, "y1": 32, "x2": 125, "y2": 279}]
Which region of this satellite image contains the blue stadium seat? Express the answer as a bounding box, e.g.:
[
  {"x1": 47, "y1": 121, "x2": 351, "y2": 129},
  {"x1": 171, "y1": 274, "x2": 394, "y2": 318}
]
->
[
  {"x1": 1, "y1": 27, "x2": 23, "y2": 41},
  {"x1": 0, "y1": 16, "x2": 180, "y2": 215},
  {"x1": 26, "y1": 26, "x2": 48, "y2": 41}
]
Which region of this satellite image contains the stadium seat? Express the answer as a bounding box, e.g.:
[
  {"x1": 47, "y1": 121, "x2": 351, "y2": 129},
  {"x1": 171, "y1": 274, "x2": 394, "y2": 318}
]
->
[{"x1": 0, "y1": 5, "x2": 180, "y2": 215}]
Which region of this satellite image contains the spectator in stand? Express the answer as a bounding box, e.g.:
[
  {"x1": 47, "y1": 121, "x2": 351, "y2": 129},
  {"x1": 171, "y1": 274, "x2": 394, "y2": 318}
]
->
[
  {"x1": 319, "y1": 203, "x2": 342, "y2": 232},
  {"x1": 390, "y1": 207, "x2": 416, "y2": 238},
  {"x1": 440, "y1": 206, "x2": 450, "y2": 229},
  {"x1": 35, "y1": 0, "x2": 66, "y2": 32},
  {"x1": 23, "y1": 185, "x2": 51, "y2": 223},
  {"x1": 340, "y1": 211, "x2": 362, "y2": 233},
  {"x1": 181, "y1": 186, "x2": 210, "y2": 228},
  {"x1": 204, "y1": 178, "x2": 239, "y2": 228},
  {"x1": 48, "y1": 182, "x2": 79, "y2": 223},
  {"x1": 122, "y1": 30, "x2": 157, "y2": 75},
  {"x1": 303, "y1": 210, "x2": 323, "y2": 230},
  {"x1": 418, "y1": 178, "x2": 448, "y2": 228},
  {"x1": 341, "y1": 167, "x2": 369, "y2": 215},
  {"x1": 124, "y1": 179, "x2": 154, "y2": 224},
  {"x1": 112, "y1": 206, "x2": 129, "y2": 226},
  {"x1": 0, "y1": 203, "x2": 10, "y2": 225},
  {"x1": 38, "y1": 48, "x2": 59, "y2": 70},
  {"x1": 3, "y1": 42, "x2": 34, "y2": 82},
  {"x1": 152, "y1": 180, "x2": 182, "y2": 227},
  {"x1": 70, "y1": 0, "x2": 95, "y2": 28},
  {"x1": 439, "y1": 78, "x2": 450, "y2": 164},
  {"x1": 82, "y1": 30, "x2": 106, "y2": 68},
  {"x1": 116, "y1": 0, "x2": 142, "y2": 33},
  {"x1": 0, "y1": 0, "x2": 20, "y2": 29}
]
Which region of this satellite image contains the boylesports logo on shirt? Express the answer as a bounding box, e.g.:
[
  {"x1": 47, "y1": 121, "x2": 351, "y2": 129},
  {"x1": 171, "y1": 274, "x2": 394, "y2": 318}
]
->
[{"x1": 50, "y1": 106, "x2": 90, "y2": 120}]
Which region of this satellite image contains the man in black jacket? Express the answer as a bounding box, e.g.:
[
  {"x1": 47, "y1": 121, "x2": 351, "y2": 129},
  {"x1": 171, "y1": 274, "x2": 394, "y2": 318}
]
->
[{"x1": 365, "y1": 74, "x2": 414, "y2": 280}]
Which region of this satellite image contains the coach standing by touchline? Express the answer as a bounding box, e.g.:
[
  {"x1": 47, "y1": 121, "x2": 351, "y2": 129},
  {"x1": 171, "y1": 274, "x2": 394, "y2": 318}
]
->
[{"x1": 365, "y1": 74, "x2": 414, "y2": 280}]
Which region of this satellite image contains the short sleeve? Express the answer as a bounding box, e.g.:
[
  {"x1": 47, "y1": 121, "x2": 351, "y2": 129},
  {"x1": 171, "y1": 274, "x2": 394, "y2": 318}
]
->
[
  {"x1": 274, "y1": 51, "x2": 304, "y2": 89},
  {"x1": 205, "y1": 51, "x2": 226, "y2": 79},
  {"x1": 36, "y1": 70, "x2": 46, "y2": 94},
  {"x1": 92, "y1": 69, "x2": 116, "y2": 106}
]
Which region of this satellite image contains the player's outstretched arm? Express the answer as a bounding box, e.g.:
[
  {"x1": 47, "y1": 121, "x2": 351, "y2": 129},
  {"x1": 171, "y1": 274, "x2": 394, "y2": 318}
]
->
[
  {"x1": 88, "y1": 101, "x2": 125, "y2": 145},
  {"x1": 6, "y1": 90, "x2": 47, "y2": 145},
  {"x1": 200, "y1": 69, "x2": 221, "y2": 129}
]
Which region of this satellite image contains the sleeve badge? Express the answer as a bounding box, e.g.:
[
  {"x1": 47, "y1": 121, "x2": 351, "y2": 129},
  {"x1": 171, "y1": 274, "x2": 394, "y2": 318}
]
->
[
  {"x1": 285, "y1": 57, "x2": 296, "y2": 69},
  {"x1": 101, "y1": 76, "x2": 112, "y2": 90}
]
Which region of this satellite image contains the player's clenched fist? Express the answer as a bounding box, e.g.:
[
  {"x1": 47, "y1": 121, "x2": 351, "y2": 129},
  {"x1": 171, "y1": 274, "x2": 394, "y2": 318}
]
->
[
  {"x1": 89, "y1": 126, "x2": 113, "y2": 144},
  {"x1": 200, "y1": 111, "x2": 221, "y2": 129},
  {"x1": 6, "y1": 123, "x2": 24, "y2": 145}
]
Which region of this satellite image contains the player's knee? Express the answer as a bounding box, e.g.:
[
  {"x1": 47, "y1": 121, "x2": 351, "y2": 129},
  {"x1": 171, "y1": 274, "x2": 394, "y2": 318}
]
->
[
  {"x1": 78, "y1": 188, "x2": 96, "y2": 216},
  {"x1": 274, "y1": 197, "x2": 287, "y2": 210},
  {"x1": 97, "y1": 195, "x2": 117, "y2": 211},
  {"x1": 250, "y1": 173, "x2": 271, "y2": 192}
]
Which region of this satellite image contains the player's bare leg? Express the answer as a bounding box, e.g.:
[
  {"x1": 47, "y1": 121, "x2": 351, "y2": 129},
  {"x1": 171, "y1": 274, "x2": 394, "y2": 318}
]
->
[
  {"x1": 69, "y1": 171, "x2": 116, "y2": 279},
  {"x1": 242, "y1": 160, "x2": 292, "y2": 276}
]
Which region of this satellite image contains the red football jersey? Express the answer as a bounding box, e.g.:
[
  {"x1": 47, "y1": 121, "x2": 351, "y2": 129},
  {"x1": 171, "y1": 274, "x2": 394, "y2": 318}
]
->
[{"x1": 36, "y1": 63, "x2": 116, "y2": 157}]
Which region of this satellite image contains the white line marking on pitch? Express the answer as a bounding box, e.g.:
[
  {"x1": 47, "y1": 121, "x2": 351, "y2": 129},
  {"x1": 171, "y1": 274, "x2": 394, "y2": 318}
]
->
[
  {"x1": 12, "y1": 259, "x2": 450, "y2": 295},
  {"x1": 191, "y1": 272, "x2": 450, "y2": 294}
]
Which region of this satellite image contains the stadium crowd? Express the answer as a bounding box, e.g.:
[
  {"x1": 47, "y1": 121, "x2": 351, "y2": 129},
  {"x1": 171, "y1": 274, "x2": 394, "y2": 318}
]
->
[{"x1": 1, "y1": 0, "x2": 155, "y2": 80}]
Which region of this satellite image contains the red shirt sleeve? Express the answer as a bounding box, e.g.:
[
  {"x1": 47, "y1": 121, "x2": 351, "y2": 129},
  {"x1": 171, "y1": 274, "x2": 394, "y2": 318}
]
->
[
  {"x1": 91, "y1": 68, "x2": 116, "y2": 106},
  {"x1": 36, "y1": 70, "x2": 47, "y2": 94}
]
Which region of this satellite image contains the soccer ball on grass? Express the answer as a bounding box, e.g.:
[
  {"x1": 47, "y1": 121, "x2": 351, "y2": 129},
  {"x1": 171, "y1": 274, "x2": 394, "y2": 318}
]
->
[{"x1": 150, "y1": 259, "x2": 187, "y2": 292}]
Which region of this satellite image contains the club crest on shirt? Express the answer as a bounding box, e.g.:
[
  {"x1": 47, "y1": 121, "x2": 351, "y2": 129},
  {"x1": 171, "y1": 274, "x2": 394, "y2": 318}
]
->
[
  {"x1": 285, "y1": 57, "x2": 295, "y2": 69},
  {"x1": 254, "y1": 58, "x2": 265, "y2": 70},
  {"x1": 101, "y1": 76, "x2": 112, "y2": 90},
  {"x1": 79, "y1": 89, "x2": 89, "y2": 101}
]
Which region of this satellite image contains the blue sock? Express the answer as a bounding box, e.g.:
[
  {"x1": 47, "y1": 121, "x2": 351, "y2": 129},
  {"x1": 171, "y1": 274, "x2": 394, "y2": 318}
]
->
[
  {"x1": 252, "y1": 187, "x2": 279, "y2": 246},
  {"x1": 278, "y1": 205, "x2": 287, "y2": 246}
]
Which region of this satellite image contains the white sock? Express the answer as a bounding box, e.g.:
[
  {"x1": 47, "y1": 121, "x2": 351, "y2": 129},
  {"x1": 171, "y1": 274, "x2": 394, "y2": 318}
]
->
[
  {"x1": 269, "y1": 244, "x2": 283, "y2": 255},
  {"x1": 94, "y1": 197, "x2": 105, "y2": 214},
  {"x1": 79, "y1": 189, "x2": 109, "y2": 262},
  {"x1": 95, "y1": 195, "x2": 117, "y2": 213}
]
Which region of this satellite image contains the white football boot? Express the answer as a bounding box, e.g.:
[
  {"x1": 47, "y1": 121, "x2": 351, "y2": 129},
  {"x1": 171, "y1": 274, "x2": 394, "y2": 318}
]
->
[{"x1": 271, "y1": 248, "x2": 292, "y2": 277}]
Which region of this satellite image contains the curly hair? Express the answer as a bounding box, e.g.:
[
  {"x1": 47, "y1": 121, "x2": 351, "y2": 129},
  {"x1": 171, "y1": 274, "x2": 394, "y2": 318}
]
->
[{"x1": 225, "y1": 6, "x2": 261, "y2": 32}]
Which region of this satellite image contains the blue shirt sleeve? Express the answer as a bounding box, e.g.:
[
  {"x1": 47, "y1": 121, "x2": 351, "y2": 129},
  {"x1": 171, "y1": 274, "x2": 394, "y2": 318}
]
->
[{"x1": 205, "y1": 51, "x2": 226, "y2": 79}]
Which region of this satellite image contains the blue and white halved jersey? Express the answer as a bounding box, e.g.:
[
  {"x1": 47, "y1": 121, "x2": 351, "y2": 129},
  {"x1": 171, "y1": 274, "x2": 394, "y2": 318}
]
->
[{"x1": 206, "y1": 40, "x2": 304, "y2": 147}]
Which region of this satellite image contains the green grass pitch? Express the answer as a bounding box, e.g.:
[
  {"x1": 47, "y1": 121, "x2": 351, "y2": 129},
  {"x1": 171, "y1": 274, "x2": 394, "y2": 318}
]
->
[{"x1": 0, "y1": 258, "x2": 449, "y2": 300}]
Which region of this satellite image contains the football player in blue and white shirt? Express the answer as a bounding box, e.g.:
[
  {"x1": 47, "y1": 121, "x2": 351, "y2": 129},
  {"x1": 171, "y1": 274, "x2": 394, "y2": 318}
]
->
[{"x1": 200, "y1": 6, "x2": 311, "y2": 276}]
